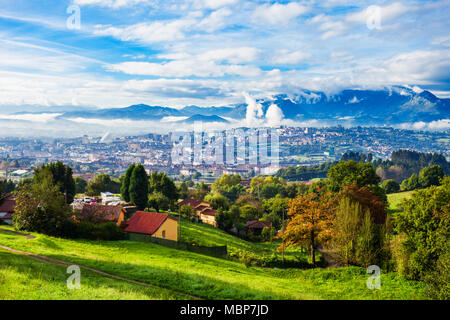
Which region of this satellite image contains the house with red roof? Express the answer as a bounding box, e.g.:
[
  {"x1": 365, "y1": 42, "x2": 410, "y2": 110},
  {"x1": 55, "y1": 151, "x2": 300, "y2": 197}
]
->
[
  {"x1": 124, "y1": 211, "x2": 178, "y2": 242},
  {"x1": 178, "y1": 198, "x2": 217, "y2": 227},
  {"x1": 0, "y1": 196, "x2": 15, "y2": 225}
]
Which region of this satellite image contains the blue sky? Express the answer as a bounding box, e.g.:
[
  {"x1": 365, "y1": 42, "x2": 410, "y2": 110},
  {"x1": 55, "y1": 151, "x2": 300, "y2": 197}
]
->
[{"x1": 0, "y1": 0, "x2": 449, "y2": 109}]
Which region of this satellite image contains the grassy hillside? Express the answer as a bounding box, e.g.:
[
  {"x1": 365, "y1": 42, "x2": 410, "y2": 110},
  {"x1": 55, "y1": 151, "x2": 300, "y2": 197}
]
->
[
  {"x1": 387, "y1": 190, "x2": 415, "y2": 212},
  {"x1": 0, "y1": 249, "x2": 188, "y2": 300},
  {"x1": 0, "y1": 226, "x2": 426, "y2": 300},
  {"x1": 178, "y1": 216, "x2": 312, "y2": 265}
]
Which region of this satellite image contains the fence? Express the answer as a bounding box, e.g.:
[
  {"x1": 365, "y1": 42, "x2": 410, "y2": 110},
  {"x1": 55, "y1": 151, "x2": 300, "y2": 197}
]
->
[{"x1": 127, "y1": 233, "x2": 227, "y2": 258}]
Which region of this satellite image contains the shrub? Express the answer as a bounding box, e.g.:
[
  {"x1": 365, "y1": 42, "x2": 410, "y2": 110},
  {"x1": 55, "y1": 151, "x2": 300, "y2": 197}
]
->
[
  {"x1": 424, "y1": 242, "x2": 449, "y2": 300},
  {"x1": 381, "y1": 179, "x2": 400, "y2": 194},
  {"x1": 74, "y1": 221, "x2": 125, "y2": 240},
  {"x1": 395, "y1": 184, "x2": 449, "y2": 280}
]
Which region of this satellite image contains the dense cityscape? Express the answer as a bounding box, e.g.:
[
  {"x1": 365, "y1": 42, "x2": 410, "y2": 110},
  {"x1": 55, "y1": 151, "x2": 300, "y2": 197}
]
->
[{"x1": 1, "y1": 126, "x2": 448, "y2": 182}]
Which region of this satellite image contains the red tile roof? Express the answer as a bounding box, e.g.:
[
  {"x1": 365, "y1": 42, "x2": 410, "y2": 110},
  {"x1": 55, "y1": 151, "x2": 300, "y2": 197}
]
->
[
  {"x1": 124, "y1": 211, "x2": 170, "y2": 235},
  {"x1": 245, "y1": 220, "x2": 272, "y2": 229},
  {"x1": 201, "y1": 208, "x2": 217, "y2": 216},
  {"x1": 0, "y1": 199, "x2": 15, "y2": 213},
  {"x1": 179, "y1": 198, "x2": 210, "y2": 208}
]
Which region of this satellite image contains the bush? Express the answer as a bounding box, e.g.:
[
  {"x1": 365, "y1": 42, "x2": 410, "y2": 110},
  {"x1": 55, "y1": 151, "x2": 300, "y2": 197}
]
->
[
  {"x1": 424, "y1": 242, "x2": 449, "y2": 300},
  {"x1": 74, "y1": 221, "x2": 125, "y2": 240},
  {"x1": 381, "y1": 179, "x2": 400, "y2": 194},
  {"x1": 395, "y1": 184, "x2": 449, "y2": 280}
]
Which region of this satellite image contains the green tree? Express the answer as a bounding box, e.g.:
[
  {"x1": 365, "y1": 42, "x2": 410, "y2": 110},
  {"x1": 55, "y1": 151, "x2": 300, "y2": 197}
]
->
[
  {"x1": 401, "y1": 173, "x2": 420, "y2": 191},
  {"x1": 148, "y1": 170, "x2": 179, "y2": 201},
  {"x1": 178, "y1": 181, "x2": 190, "y2": 199},
  {"x1": 148, "y1": 192, "x2": 170, "y2": 213},
  {"x1": 212, "y1": 174, "x2": 244, "y2": 202},
  {"x1": 194, "y1": 182, "x2": 210, "y2": 200},
  {"x1": 240, "y1": 205, "x2": 260, "y2": 221},
  {"x1": 86, "y1": 174, "x2": 120, "y2": 196},
  {"x1": 262, "y1": 197, "x2": 289, "y2": 229},
  {"x1": 180, "y1": 204, "x2": 195, "y2": 219},
  {"x1": 381, "y1": 179, "x2": 400, "y2": 194},
  {"x1": 129, "y1": 164, "x2": 149, "y2": 210},
  {"x1": 204, "y1": 193, "x2": 230, "y2": 210},
  {"x1": 34, "y1": 161, "x2": 75, "y2": 204},
  {"x1": 121, "y1": 164, "x2": 135, "y2": 202},
  {"x1": 250, "y1": 176, "x2": 285, "y2": 199},
  {"x1": 0, "y1": 180, "x2": 15, "y2": 202},
  {"x1": 74, "y1": 176, "x2": 87, "y2": 194},
  {"x1": 419, "y1": 165, "x2": 444, "y2": 188},
  {"x1": 327, "y1": 160, "x2": 381, "y2": 192},
  {"x1": 13, "y1": 171, "x2": 71, "y2": 236},
  {"x1": 396, "y1": 180, "x2": 449, "y2": 280},
  {"x1": 333, "y1": 196, "x2": 388, "y2": 267}
]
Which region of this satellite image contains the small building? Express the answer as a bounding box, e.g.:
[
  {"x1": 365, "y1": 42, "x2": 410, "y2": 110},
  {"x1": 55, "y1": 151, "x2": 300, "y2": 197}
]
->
[
  {"x1": 0, "y1": 199, "x2": 15, "y2": 225},
  {"x1": 72, "y1": 203, "x2": 130, "y2": 226},
  {"x1": 199, "y1": 208, "x2": 217, "y2": 227},
  {"x1": 100, "y1": 192, "x2": 122, "y2": 205},
  {"x1": 245, "y1": 220, "x2": 273, "y2": 236},
  {"x1": 0, "y1": 197, "x2": 15, "y2": 225},
  {"x1": 124, "y1": 211, "x2": 178, "y2": 242},
  {"x1": 178, "y1": 198, "x2": 217, "y2": 227}
]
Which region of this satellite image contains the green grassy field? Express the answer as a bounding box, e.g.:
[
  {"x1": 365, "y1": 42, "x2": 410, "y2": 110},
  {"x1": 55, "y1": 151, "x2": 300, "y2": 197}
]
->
[
  {"x1": 387, "y1": 190, "x2": 415, "y2": 212},
  {"x1": 0, "y1": 249, "x2": 189, "y2": 300},
  {"x1": 0, "y1": 226, "x2": 426, "y2": 300}
]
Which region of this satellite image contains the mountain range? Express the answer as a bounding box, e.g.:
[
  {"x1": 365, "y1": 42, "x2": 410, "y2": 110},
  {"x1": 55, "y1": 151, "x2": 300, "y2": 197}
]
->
[{"x1": 6, "y1": 86, "x2": 450, "y2": 126}]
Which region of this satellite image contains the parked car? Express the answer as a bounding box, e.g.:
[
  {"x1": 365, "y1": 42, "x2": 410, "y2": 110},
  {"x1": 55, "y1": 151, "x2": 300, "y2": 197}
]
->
[{"x1": 83, "y1": 197, "x2": 91, "y2": 203}]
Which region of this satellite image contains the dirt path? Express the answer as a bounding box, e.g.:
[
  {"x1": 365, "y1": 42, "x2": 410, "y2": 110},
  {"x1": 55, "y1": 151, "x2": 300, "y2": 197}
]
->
[
  {"x1": 0, "y1": 243, "x2": 199, "y2": 300},
  {"x1": 0, "y1": 228, "x2": 36, "y2": 239}
]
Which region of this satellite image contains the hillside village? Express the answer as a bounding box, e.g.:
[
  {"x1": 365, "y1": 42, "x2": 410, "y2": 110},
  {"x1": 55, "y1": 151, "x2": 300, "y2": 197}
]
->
[{"x1": 0, "y1": 149, "x2": 449, "y2": 300}]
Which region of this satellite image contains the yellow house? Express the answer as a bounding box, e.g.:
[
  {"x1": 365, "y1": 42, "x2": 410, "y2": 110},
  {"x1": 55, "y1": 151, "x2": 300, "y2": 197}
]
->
[
  {"x1": 178, "y1": 198, "x2": 218, "y2": 227},
  {"x1": 124, "y1": 211, "x2": 178, "y2": 242}
]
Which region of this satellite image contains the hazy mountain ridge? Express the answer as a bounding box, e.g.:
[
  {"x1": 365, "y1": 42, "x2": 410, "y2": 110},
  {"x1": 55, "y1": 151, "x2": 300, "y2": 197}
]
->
[{"x1": 5, "y1": 86, "x2": 449, "y2": 126}]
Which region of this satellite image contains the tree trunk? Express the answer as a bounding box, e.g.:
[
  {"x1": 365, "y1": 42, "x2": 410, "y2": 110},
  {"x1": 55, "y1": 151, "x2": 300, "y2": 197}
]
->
[{"x1": 310, "y1": 231, "x2": 315, "y2": 265}]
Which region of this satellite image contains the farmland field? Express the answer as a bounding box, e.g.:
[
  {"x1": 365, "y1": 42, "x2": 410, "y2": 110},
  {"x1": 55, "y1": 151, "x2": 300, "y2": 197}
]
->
[{"x1": 0, "y1": 226, "x2": 426, "y2": 300}]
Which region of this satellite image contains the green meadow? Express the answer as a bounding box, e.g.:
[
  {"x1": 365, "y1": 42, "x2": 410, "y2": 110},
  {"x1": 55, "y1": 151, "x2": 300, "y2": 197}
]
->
[
  {"x1": 0, "y1": 225, "x2": 426, "y2": 300},
  {"x1": 387, "y1": 190, "x2": 416, "y2": 212}
]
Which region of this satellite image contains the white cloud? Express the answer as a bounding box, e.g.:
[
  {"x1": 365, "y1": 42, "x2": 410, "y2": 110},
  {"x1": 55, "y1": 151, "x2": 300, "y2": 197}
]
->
[
  {"x1": 243, "y1": 92, "x2": 264, "y2": 127},
  {"x1": 272, "y1": 50, "x2": 310, "y2": 64},
  {"x1": 74, "y1": 0, "x2": 150, "y2": 9},
  {"x1": 265, "y1": 103, "x2": 284, "y2": 126},
  {"x1": 108, "y1": 60, "x2": 261, "y2": 78},
  {"x1": 346, "y1": 2, "x2": 416, "y2": 25},
  {"x1": 94, "y1": 19, "x2": 195, "y2": 43},
  {"x1": 197, "y1": 0, "x2": 239, "y2": 9},
  {"x1": 251, "y1": 2, "x2": 308, "y2": 25},
  {"x1": 397, "y1": 119, "x2": 450, "y2": 131},
  {"x1": 197, "y1": 7, "x2": 233, "y2": 32},
  {"x1": 309, "y1": 14, "x2": 347, "y2": 39},
  {"x1": 198, "y1": 47, "x2": 260, "y2": 64}
]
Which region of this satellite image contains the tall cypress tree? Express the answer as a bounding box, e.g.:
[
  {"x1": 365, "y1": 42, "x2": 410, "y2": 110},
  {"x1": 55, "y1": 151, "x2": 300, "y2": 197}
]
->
[
  {"x1": 129, "y1": 164, "x2": 149, "y2": 210},
  {"x1": 121, "y1": 163, "x2": 135, "y2": 202}
]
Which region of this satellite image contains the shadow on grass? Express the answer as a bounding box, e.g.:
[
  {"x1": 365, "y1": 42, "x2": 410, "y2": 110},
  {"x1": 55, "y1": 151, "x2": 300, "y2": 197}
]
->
[
  {"x1": 33, "y1": 243, "x2": 298, "y2": 300},
  {"x1": 0, "y1": 250, "x2": 189, "y2": 300}
]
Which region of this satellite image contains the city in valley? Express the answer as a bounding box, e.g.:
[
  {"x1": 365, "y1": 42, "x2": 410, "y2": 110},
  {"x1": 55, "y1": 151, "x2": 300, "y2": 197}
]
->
[{"x1": 1, "y1": 126, "x2": 448, "y2": 182}]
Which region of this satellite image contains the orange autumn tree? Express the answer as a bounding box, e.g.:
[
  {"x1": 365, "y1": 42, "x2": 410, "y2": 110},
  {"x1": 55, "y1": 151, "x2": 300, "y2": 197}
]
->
[{"x1": 279, "y1": 190, "x2": 337, "y2": 265}]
